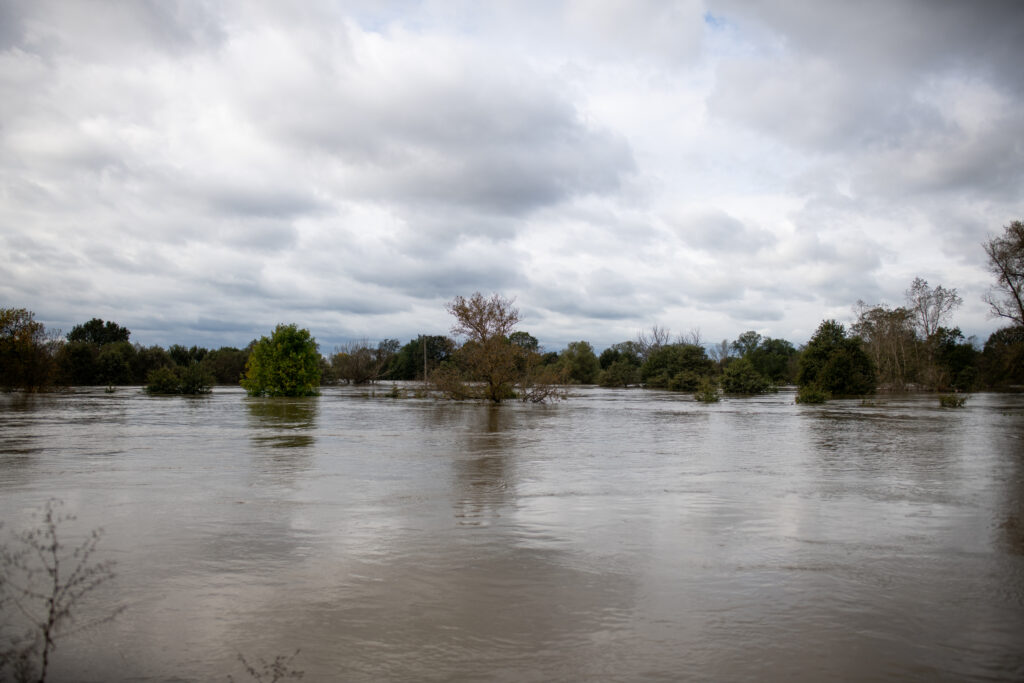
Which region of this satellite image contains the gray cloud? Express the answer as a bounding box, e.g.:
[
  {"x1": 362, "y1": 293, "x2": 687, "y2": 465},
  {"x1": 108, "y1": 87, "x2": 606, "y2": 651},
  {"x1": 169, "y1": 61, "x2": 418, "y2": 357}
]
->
[{"x1": 1, "y1": 1, "x2": 1020, "y2": 349}]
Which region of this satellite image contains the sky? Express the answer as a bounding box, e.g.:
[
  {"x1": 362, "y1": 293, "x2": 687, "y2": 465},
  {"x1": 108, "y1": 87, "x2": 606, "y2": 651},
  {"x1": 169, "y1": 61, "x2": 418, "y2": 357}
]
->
[{"x1": 2, "y1": 0, "x2": 1023, "y2": 353}]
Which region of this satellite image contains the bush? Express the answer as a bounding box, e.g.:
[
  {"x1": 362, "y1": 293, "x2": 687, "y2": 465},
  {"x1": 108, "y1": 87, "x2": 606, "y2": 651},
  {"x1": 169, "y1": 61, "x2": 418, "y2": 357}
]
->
[
  {"x1": 145, "y1": 366, "x2": 181, "y2": 394},
  {"x1": 145, "y1": 363, "x2": 213, "y2": 395},
  {"x1": 720, "y1": 357, "x2": 770, "y2": 394},
  {"x1": 693, "y1": 377, "x2": 720, "y2": 402},
  {"x1": 796, "y1": 384, "x2": 830, "y2": 404},
  {"x1": 939, "y1": 394, "x2": 967, "y2": 408},
  {"x1": 241, "y1": 324, "x2": 321, "y2": 397}
]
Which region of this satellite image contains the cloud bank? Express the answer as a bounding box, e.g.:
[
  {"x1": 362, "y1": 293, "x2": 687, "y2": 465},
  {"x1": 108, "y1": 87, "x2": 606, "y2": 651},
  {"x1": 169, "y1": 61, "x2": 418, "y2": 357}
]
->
[{"x1": 1, "y1": 0, "x2": 1021, "y2": 351}]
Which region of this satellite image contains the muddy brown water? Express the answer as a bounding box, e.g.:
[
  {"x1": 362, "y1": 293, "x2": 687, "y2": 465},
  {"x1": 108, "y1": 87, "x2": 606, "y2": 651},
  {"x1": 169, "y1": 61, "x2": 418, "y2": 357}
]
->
[{"x1": 1, "y1": 386, "x2": 1022, "y2": 681}]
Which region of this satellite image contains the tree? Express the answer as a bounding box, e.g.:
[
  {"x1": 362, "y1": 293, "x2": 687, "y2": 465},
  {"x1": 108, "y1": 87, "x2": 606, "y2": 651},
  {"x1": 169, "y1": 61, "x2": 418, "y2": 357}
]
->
[
  {"x1": 66, "y1": 318, "x2": 130, "y2": 346},
  {"x1": 390, "y1": 336, "x2": 455, "y2": 381},
  {"x1": 331, "y1": 338, "x2": 399, "y2": 385},
  {"x1": 731, "y1": 331, "x2": 762, "y2": 358},
  {"x1": 746, "y1": 337, "x2": 798, "y2": 384},
  {"x1": 241, "y1": 324, "x2": 321, "y2": 397},
  {"x1": 440, "y1": 292, "x2": 567, "y2": 403},
  {"x1": 640, "y1": 343, "x2": 713, "y2": 391},
  {"x1": 559, "y1": 341, "x2": 600, "y2": 384},
  {"x1": 981, "y1": 326, "x2": 1024, "y2": 388},
  {"x1": 983, "y1": 220, "x2": 1024, "y2": 326},
  {"x1": 720, "y1": 357, "x2": 770, "y2": 394},
  {"x1": 444, "y1": 293, "x2": 524, "y2": 403},
  {"x1": 905, "y1": 277, "x2": 962, "y2": 340},
  {"x1": 852, "y1": 302, "x2": 917, "y2": 390},
  {"x1": 0, "y1": 308, "x2": 57, "y2": 391},
  {"x1": 797, "y1": 320, "x2": 876, "y2": 397}
]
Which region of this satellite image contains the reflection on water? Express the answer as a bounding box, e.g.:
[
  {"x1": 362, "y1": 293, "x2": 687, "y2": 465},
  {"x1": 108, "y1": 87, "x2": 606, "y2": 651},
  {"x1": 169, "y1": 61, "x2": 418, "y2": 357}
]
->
[
  {"x1": 0, "y1": 387, "x2": 1023, "y2": 681},
  {"x1": 246, "y1": 397, "x2": 318, "y2": 449}
]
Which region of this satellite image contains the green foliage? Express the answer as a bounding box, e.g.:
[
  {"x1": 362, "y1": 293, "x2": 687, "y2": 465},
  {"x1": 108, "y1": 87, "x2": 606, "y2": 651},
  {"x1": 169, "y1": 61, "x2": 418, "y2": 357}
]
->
[
  {"x1": 731, "y1": 330, "x2": 762, "y2": 357},
  {"x1": 389, "y1": 335, "x2": 454, "y2": 381},
  {"x1": 145, "y1": 362, "x2": 214, "y2": 395},
  {"x1": 599, "y1": 358, "x2": 640, "y2": 387},
  {"x1": 931, "y1": 327, "x2": 978, "y2": 391},
  {"x1": 508, "y1": 331, "x2": 539, "y2": 352},
  {"x1": 981, "y1": 326, "x2": 1024, "y2": 387},
  {"x1": 796, "y1": 384, "x2": 830, "y2": 404},
  {"x1": 640, "y1": 343, "x2": 713, "y2": 390},
  {"x1": 96, "y1": 341, "x2": 134, "y2": 386},
  {"x1": 720, "y1": 357, "x2": 771, "y2": 394},
  {"x1": 0, "y1": 308, "x2": 56, "y2": 391},
  {"x1": 939, "y1": 394, "x2": 967, "y2": 408},
  {"x1": 66, "y1": 318, "x2": 130, "y2": 346},
  {"x1": 559, "y1": 340, "x2": 600, "y2": 384},
  {"x1": 241, "y1": 324, "x2": 321, "y2": 397},
  {"x1": 746, "y1": 337, "x2": 798, "y2": 383},
  {"x1": 693, "y1": 377, "x2": 720, "y2": 402},
  {"x1": 200, "y1": 346, "x2": 249, "y2": 385},
  {"x1": 145, "y1": 366, "x2": 181, "y2": 394},
  {"x1": 330, "y1": 338, "x2": 400, "y2": 384},
  {"x1": 797, "y1": 320, "x2": 876, "y2": 396}
]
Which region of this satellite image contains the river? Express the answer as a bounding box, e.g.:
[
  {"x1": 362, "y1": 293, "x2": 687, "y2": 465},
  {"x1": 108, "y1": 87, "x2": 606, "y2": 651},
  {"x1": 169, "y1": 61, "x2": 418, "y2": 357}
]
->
[{"x1": 1, "y1": 386, "x2": 1022, "y2": 681}]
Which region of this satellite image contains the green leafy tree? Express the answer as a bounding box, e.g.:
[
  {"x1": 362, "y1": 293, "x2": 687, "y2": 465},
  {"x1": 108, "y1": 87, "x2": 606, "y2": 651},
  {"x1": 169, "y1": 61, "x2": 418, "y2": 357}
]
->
[
  {"x1": 0, "y1": 308, "x2": 56, "y2": 391},
  {"x1": 797, "y1": 320, "x2": 876, "y2": 396},
  {"x1": 390, "y1": 335, "x2": 455, "y2": 380},
  {"x1": 66, "y1": 318, "x2": 130, "y2": 346},
  {"x1": 720, "y1": 357, "x2": 770, "y2": 394},
  {"x1": 55, "y1": 341, "x2": 99, "y2": 385},
  {"x1": 640, "y1": 343, "x2": 713, "y2": 390},
  {"x1": 731, "y1": 331, "x2": 762, "y2": 358},
  {"x1": 980, "y1": 326, "x2": 1024, "y2": 388},
  {"x1": 96, "y1": 341, "x2": 136, "y2": 386},
  {"x1": 559, "y1": 340, "x2": 600, "y2": 384},
  {"x1": 746, "y1": 337, "x2": 798, "y2": 384},
  {"x1": 200, "y1": 346, "x2": 250, "y2": 385},
  {"x1": 241, "y1": 324, "x2": 321, "y2": 397}
]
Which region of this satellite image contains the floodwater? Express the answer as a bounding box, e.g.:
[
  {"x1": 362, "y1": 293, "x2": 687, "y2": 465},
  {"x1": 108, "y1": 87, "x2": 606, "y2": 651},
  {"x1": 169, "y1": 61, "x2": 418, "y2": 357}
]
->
[{"x1": 1, "y1": 386, "x2": 1022, "y2": 682}]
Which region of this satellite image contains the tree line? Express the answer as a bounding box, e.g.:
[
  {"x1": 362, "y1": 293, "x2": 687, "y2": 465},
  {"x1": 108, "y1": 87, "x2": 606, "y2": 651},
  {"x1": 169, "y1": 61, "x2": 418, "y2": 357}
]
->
[{"x1": 2, "y1": 221, "x2": 1023, "y2": 400}]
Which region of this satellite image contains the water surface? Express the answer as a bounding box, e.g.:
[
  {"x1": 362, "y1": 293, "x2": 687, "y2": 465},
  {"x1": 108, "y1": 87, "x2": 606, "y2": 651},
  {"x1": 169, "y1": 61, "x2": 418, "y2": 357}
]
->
[{"x1": 1, "y1": 386, "x2": 1022, "y2": 681}]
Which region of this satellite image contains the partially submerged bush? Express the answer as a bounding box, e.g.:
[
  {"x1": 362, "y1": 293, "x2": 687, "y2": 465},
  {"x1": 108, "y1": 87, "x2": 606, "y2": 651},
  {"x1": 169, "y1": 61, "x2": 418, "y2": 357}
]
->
[
  {"x1": 939, "y1": 394, "x2": 967, "y2": 408},
  {"x1": 145, "y1": 363, "x2": 213, "y2": 395},
  {"x1": 796, "y1": 384, "x2": 830, "y2": 404},
  {"x1": 693, "y1": 377, "x2": 720, "y2": 403}
]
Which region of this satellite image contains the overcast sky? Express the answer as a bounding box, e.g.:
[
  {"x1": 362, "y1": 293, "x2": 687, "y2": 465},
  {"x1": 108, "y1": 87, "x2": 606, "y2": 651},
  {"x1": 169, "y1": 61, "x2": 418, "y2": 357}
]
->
[{"x1": 2, "y1": 1, "x2": 1022, "y2": 352}]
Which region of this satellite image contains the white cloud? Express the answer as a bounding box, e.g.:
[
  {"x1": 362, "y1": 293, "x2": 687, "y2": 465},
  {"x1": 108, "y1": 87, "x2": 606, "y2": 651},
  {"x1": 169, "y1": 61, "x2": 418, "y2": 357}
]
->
[{"x1": 1, "y1": 0, "x2": 1021, "y2": 350}]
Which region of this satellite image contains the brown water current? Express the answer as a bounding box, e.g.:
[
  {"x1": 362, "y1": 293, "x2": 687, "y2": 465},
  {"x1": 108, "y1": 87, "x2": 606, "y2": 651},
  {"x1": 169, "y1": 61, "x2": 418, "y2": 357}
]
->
[{"x1": 1, "y1": 386, "x2": 1023, "y2": 681}]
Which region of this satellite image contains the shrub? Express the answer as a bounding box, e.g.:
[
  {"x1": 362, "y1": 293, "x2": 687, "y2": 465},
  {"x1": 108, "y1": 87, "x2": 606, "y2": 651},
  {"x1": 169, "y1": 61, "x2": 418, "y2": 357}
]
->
[
  {"x1": 796, "y1": 384, "x2": 830, "y2": 404},
  {"x1": 720, "y1": 357, "x2": 771, "y2": 394},
  {"x1": 145, "y1": 366, "x2": 182, "y2": 394},
  {"x1": 939, "y1": 394, "x2": 967, "y2": 408},
  {"x1": 145, "y1": 363, "x2": 213, "y2": 395},
  {"x1": 693, "y1": 377, "x2": 720, "y2": 403}
]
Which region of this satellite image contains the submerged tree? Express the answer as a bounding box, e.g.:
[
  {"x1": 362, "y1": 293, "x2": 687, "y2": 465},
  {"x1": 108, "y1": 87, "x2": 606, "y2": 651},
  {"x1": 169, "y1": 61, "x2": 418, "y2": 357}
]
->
[
  {"x1": 983, "y1": 220, "x2": 1024, "y2": 326},
  {"x1": 797, "y1": 319, "x2": 876, "y2": 397},
  {"x1": 241, "y1": 324, "x2": 321, "y2": 397},
  {"x1": 0, "y1": 308, "x2": 57, "y2": 392},
  {"x1": 439, "y1": 293, "x2": 564, "y2": 403}
]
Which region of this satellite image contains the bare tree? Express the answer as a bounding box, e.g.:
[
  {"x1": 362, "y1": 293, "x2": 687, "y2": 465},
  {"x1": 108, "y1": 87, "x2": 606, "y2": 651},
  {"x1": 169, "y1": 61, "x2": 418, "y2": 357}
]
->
[
  {"x1": 635, "y1": 326, "x2": 671, "y2": 360},
  {"x1": 905, "y1": 277, "x2": 963, "y2": 339},
  {"x1": 1, "y1": 500, "x2": 121, "y2": 683},
  {"x1": 677, "y1": 328, "x2": 703, "y2": 346},
  {"x1": 983, "y1": 220, "x2": 1024, "y2": 326},
  {"x1": 708, "y1": 339, "x2": 731, "y2": 365}
]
